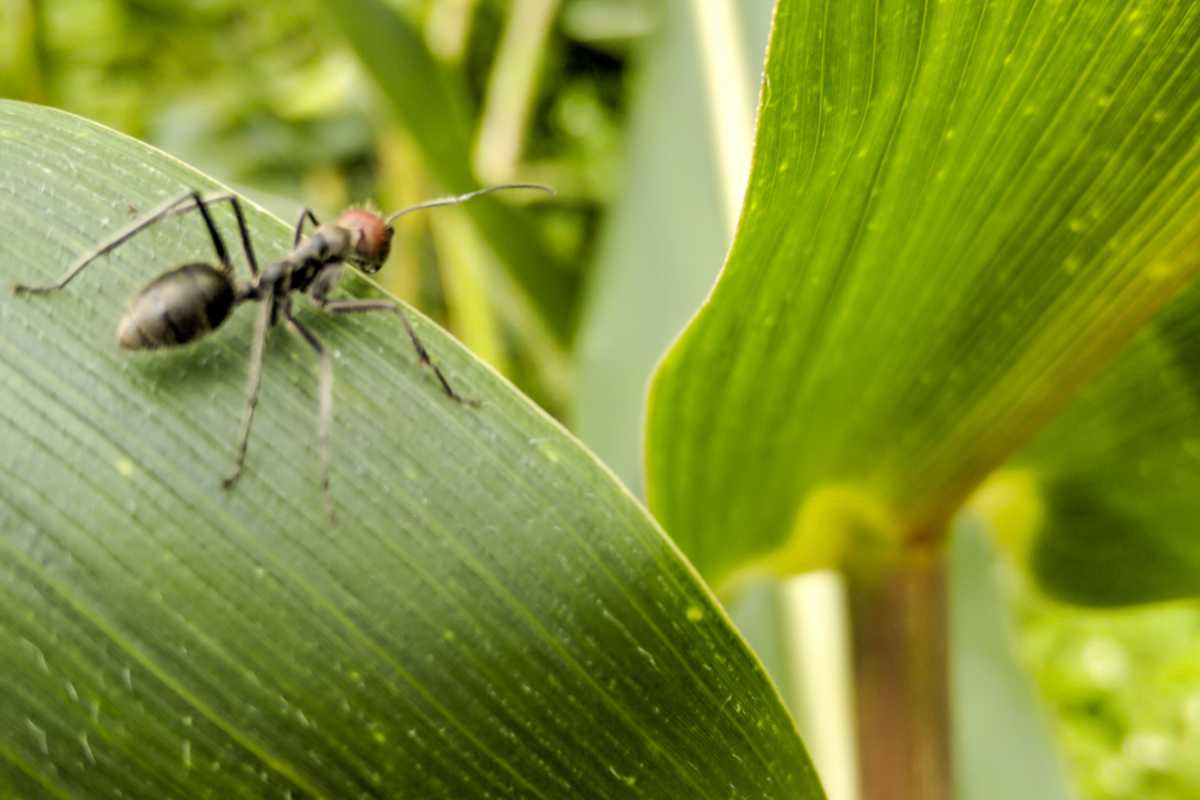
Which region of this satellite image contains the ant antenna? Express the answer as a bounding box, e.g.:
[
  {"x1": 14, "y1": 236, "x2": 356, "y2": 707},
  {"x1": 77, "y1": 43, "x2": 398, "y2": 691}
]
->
[{"x1": 385, "y1": 183, "x2": 554, "y2": 225}]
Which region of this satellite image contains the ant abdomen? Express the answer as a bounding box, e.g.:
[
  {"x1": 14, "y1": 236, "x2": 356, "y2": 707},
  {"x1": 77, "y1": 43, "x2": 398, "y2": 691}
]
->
[{"x1": 117, "y1": 262, "x2": 236, "y2": 351}]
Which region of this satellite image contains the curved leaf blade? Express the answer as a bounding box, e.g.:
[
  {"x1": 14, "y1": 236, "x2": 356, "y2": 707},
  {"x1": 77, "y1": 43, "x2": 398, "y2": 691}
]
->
[
  {"x1": 645, "y1": 0, "x2": 1200, "y2": 584},
  {"x1": 0, "y1": 101, "x2": 820, "y2": 798}
]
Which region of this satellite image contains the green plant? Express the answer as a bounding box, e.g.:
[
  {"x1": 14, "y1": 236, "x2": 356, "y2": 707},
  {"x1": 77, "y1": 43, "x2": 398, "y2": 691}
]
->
[
  {"x1": 638, "y1": 1, "x2": 1200, "y2": 798},
  {"x1": 3, "y1": 0, "x2": 1200, "y2": 797}
]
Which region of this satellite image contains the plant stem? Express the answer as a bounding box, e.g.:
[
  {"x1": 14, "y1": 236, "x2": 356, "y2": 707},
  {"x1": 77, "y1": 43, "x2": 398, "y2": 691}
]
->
[
  {"x1": 848, "y1": 550, "x2": 951, "y2": 800},
  {"x1": 473, "y1": 0, "x2": 560, "y2": 183}
]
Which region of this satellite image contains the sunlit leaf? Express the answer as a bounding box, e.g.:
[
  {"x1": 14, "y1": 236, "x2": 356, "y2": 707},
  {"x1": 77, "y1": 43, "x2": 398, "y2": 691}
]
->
[
  {"x1": 0, "y1": 101, "x2": 821, "y2": 799},
  {"x1": 645, "y1": 0, "x2": 1200, "y2": 587}
]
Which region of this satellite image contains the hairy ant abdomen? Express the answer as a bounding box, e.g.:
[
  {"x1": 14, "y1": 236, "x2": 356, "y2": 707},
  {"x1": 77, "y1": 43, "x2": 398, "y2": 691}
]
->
[{"x1": 117, "y1": 262, "x2": 236, "y2": 350}]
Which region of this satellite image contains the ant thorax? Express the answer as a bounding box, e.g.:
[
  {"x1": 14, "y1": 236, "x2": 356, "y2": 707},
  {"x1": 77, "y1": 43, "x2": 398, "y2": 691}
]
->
[{"x1": 256, "y1": 224, "x2": 356, "y2": 297}]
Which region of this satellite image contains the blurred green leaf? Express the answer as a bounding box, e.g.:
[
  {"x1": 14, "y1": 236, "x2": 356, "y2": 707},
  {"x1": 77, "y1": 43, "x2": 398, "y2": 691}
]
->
[
  {"x1": 0, "y1": 101, "x2": 822, "y2": 799},
  {"x1": 572, "y1": 2, "x2": 725, "y2": 488},
  {"x1": 987, "y1": 276, "x2": 1200, "y2": 605},
  {"x1": 950, "y1": 517, "x2": 1074, "y2": 800},
  {"x1": 327, "y1": 0, "x2": 579, "y2": 341},
  {"x1": 473, "y1": 0, "x2": 561, "y2": 183},
  {"x1": 1016, "y1": 578, "x2": 1200, "y2": 798},
  {"x1": 574, "y1": 0, "x2": 773, "y2": 490},
  {"x1": 645, "y1": 0, "x2": 1200, "y2": 587}
]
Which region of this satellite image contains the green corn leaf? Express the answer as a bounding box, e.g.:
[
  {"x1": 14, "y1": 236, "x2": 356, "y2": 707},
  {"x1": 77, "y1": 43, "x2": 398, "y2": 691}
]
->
[
  {"x1": 645, "y1": 0, "x2": 1200, "y2": 589},
  {"x1": 326, "y1": 0, "x2": 579, "y2": 342},
  {"x1": 984, "y1": 276, "x2": 1200, "y2": 605},
  {"x1": 0, "y1": 101, "x2": 821, "y2": 799}
]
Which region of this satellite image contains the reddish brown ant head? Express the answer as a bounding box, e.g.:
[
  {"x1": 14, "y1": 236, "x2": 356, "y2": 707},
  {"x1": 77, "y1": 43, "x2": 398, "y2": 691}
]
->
[
  {"x1": 335, "y1": 208, "x2": 394, "y2": 273},
  {"x1": 335, "y1": 184, "x2": 553, "y2": 275}
]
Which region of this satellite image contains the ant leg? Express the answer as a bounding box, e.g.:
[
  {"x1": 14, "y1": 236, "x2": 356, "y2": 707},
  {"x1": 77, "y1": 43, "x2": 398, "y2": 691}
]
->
[
  {"x1": 165, "y1": 192, "x2": 259, "y2": 276},
  {"x1": 317, "y1": 298, "x2": 478, "y2": 406},
  {"x1": 12, "y1": 189, "x2": 212, "y2": 294},
  {"x1": 282, "y1": 309, "x2": 335, "y2": 524},
  {"x1": 223, "y1": 292, "x2": 273, "y2": 491},
  {"x1": 189, "y1": 191, "x2": 233, "y2": 273},
  {"x1": 292, "y1": 207, "x2": 321, "y2": 247}
]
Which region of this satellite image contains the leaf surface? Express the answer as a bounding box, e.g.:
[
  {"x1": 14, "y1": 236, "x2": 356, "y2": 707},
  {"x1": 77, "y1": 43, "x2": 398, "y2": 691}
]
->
[
  {"x1": 0, "y1": 101, "x2": 821, "y2": 799},
  {"x1": 645, "y1": 0, "x2": 1200, "y2": 587}
]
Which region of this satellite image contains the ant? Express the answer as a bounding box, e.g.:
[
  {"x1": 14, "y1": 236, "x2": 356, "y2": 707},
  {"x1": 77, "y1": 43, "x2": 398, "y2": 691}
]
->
[{"x1": 12, "y1": 183, "x2": 551, "y2": 523}]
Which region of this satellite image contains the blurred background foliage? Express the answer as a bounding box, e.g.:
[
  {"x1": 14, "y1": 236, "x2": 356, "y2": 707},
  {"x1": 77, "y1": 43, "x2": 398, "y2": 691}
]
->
[
  {"x1": 0, "y1": 0, "x2": 644, "y2": 410},
  {"x1": 1, "y1": 1, "x2": 1197, "y2": 797}
]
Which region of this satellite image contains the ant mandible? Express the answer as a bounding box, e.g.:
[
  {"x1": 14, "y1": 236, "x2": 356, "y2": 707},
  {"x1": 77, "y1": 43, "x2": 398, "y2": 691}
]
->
[{"x1": 12, "y1": 183, "x2": 551, "y2": 523}]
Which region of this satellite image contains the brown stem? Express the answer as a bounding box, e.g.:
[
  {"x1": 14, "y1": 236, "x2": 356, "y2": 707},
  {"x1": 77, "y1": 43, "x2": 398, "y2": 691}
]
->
[{"x1": 848, "y1": 551, "x2": 952, "y2": 800}]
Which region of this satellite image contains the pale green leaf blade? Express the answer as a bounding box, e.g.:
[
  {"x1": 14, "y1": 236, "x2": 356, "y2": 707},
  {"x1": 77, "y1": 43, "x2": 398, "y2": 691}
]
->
[
  {"x1": 325, "y1": 0, "x2": 579, "y2": 341},
  {"x1": 646, "y1": 0, "x2": 1200, "y2": 585},
  {"x1": 0, "y1": 101, "x2": 821, "y2": 799},
  {"x1": 574, "y1": 0, "x2": 774, "y2": 489}
]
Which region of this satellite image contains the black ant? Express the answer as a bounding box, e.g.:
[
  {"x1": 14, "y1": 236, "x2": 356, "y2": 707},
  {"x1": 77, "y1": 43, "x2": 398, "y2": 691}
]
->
[{"x1": 12, "y1": 183, "x2": 551, "y2": 522}]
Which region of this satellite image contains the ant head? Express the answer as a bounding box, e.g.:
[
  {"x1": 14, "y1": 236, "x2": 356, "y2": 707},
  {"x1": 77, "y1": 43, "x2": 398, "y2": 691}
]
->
[
  {"x1": 336, "y1": 184, "x2": 554, "y2": 275},
  {"x1": 334, "y1": 208, "x2": 393, "y2": 273}
]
